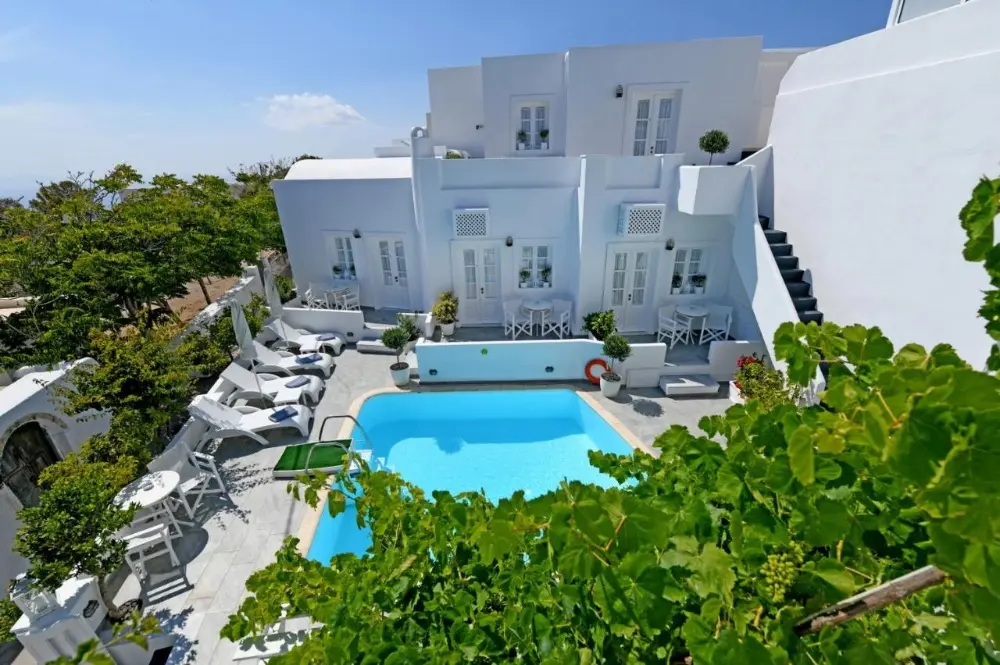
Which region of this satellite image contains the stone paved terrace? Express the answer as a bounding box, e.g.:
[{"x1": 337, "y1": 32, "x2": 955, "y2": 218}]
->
[{"x1": 16, "y1": 346, "x2": 733, "y2": 665}]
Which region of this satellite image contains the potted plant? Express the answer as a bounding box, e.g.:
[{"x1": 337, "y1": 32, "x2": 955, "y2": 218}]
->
[
  {"x1": 332, "y1": 264, "x2": 343, "y2": 278},
  {"x1": 396, "y1": 313, "x2": 422, "y2": 355},
  {"x1": 519, "y1": 268, "x2": 533, "y2": 288},
  {"x1": 540, "y1": 265, "x2": 552, "y2": 287},
  {"x1": 539, "y1": 128, "x2": 549, "y2": 150},
  {"x1": 600, "y1": 334, "x2": 632, "y2": 398},
  {"x1": 516, "y1": 129, "x2": 528, "y2": 151},
  {"x1": 348, "y1": 263, "x2": 356, "y2": 279},
  {"x1": 380, "y1": 327, "x2": 411, "y2": 387},
  {"x1": 671, "y1": 273, "x2": 684, "y2": 295},
  {"x1": 698, "y1": 129, "x2": 731, "y2": 165},
  {"x1": 691, "y1": 274, "x2": 707, "y2": 294},
  {"x1": 583, "y1": 310, "x2": 616, "y2": 341},
  {"x1": 431, "y1": 290, "x2": 459, "y2": 336}
]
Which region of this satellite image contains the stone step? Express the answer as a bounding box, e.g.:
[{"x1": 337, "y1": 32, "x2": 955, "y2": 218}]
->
[
  {"x1": 764, "y1": 229, "x2": 787, "y2": 244},
  {"x1": 769, "y1": 243, "x2": 793, "y2": 257},
  {"x1": 792, "y1": 296, "x2": 818, "y2": 312},
  {"x1": 775, "y1": 255, "x2": 799, "y2": 270},
  {"x1": 659, "y1": 374, "x2": 720, "y2": 397},
  {"x1": 758, "y1": 215, "x2": 770, "y2": 229},
  {"x1": 798, "y1": 310, "x2": 824, "y2": 325},
  {"x1": 785, "y1": 280, "x2": 812, "y2": 297},
  {"x1": 781, "y1": 268, "x2": 805, "y2": 282}
]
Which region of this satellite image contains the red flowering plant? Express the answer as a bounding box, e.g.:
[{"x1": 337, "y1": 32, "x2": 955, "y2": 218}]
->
[
  {"x1": 733, "y1": 352, "x2": 798, "y2": 410},
  {"x1": 733, "y1": 353, "x2": 763, "y2": 391}
]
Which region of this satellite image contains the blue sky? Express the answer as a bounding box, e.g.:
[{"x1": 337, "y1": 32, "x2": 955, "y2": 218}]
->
[{"x1": 0, "y1": 0, "x2": 890, "y2": 198}]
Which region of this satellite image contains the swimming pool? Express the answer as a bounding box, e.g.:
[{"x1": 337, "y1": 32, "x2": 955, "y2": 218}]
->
[{"x1": 306, "y1": 389, "x2": 636, "y2": 563}]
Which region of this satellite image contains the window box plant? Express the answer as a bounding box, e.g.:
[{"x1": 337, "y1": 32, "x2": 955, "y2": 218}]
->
[
  {"x1": 539, "y1": 128, "x2": 549, "y2": 151},
  {"x1": 380, "y1": 327, "x2": 412, "y2": 387},
  {"x1": 583, "y1": 310, "x2": 616, "y2": 341},
  {"x1": 431, "y1": 290, "x2": 459, "y2": 336},
  {"x1": 670, "y1": 273, "x2": 683, "y2": 295},
  {"x1": 519, "y1": 268, "x2": 533, "y2": 288},
  {"x1": 599, "y1": 333, "x2": 632, "y2": 398},
  {"x1": 516, "y1": 130, "x2": 528, "y2": 151},
  {"x1": 540, "y1": 265, "x2": 552, "y2": 287},
  {"x1": 691, "y1": 273, "x2": 707, "y2": 295},
  {"x1": 348, "y1": 263, "x2": 356, "y2": 280},
  {"x1": 332, "y1": 265, "x2": 343, "y2": 279}
]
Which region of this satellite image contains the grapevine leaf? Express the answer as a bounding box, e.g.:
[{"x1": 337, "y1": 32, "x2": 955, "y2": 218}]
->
[
  {"x1": 809, "y1": 559, "x2": 857, "y2": 596},
  {"x1": 788, "y1": 426, "x2": 815, "y2": 486},
  {"x1": 688, "y1": 544, "x2": 736, "y2": 603}
]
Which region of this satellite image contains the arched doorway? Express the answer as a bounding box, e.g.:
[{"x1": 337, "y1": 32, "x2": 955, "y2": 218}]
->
[{"x1": 1, "y1": 422, "x2": 61, "y2": 508}]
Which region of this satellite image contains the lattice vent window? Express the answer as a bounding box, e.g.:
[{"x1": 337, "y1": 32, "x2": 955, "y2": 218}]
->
[
  {"x1": 453, "y1": 209, "x2": 490, "y2": 238},
  {"x1": 617, "y1": 204, "x2": 665, "y2": 237}
]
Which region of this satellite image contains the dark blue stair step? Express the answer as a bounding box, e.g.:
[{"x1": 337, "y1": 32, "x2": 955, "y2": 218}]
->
[
  {"x1": 792, "y1": 296, "x2": 818, "y2": 312},
  {"x1": 781, "y1": 268, "x2": 804, "y2": 282},
  {"x1": 785, "y1": 280, "x2": 811, "y2": 297},
  {"x1": 764, "y1": 229, "x2": 787, "y2": 244},
  {"x1": 798, "y1": 310, "x2": 824, "y2": 325},
  {"x1": 758, "y1": 215, "x2": 770, "y2": 229},
  {"x1": 770, "y1": 243, "x2": 794, "y2": 257},
  {"x1": 775, "y1": 255, "x2": 799, "y2": 270}
]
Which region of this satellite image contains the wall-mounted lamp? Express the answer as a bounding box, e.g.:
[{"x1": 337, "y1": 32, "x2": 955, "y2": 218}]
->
[
  {"x1": 475, "y1": 124, "x2": 484, "y2": 130},
  {"x1": 353, "y1": 229, "x2": 361, "y2": 239},
  {"x1": 614, "y1": 85, "x2": 624, "y2": 99},
  {"x1": 505, "y1": 236, "x2": 514, "y2": 247},
  {"x1": 665, "y1": 238, "x2": 675, "y2": 251}
]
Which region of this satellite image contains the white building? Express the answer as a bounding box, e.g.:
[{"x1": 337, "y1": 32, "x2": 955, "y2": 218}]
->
[{"x1": 276, "y1": 0, "x2": 998, "y2": 374}]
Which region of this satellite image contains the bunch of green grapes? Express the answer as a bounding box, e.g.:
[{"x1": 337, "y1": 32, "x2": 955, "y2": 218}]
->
[{"x1": 760, "y1": 542, "x2": 805, "y2": 604}]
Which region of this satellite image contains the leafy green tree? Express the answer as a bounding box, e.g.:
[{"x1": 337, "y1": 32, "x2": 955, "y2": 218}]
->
[
  {"x1": 698, "y1": 129, "x2": 731, "y2": 165},
  {"x1": 14, "y1": 456, "x2": 137, "y2": 617},
  {"x1": 230, "y1": 155, "x2": 319, "y2": 254},
  {"x1": 222, "y1": 177, "x2": 1000, "y2": 663}
]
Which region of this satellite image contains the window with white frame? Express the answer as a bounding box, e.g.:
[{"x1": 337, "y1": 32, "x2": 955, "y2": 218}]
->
[
  {"x1": 516, "y1": 104, "x2": 549, "y2": 151},
  {"x1": 895, "y1": 0, "x2": 961, "y2": 23},
  {"x1": 670, "y1": 248, "x2": 708, "y2": 295},
  {"x1": 331, "y1": 236, "x2": 356, "y2": 280},
  {"x1": 518, "y1": 244, "x2": 553, "y2": 288}
]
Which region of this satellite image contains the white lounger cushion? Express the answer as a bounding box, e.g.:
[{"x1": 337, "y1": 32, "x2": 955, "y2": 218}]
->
[
  {"x1": 251, "y1": 342, "x2": 334, "y2": 378},
  {"x1": 265, "y1": 322, "x2": 345, "y2": 355},
  {"x1": 189, "y1": 395, "x2": 313, "y2": 446},
  {"x1": 221, "y1": 363, "x2": 323, "y2": 406}
]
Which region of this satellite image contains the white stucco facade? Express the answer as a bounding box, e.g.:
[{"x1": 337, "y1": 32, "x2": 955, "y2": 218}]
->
[
  {"x1": 426, "y1": 38, "x2": 808, "y2": 164},
  {"x1": 767, "y1": 0, "x2": 999, "y2": 368}
]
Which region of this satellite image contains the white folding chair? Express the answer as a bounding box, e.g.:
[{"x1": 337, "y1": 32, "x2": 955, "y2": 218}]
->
[
  {"x1": 542, "y1": 299, "x2": 572, "y2": 339},
  {"x1": 148, "y1": 441, "x2": 227, "y2": 520},
  {"x1": 700, "y1": 304, "x2": 733, "y2": 345},
  {"x1": 120, "y1": 513, "x2": 180, "y2": 582},
  {"x1": 331, "y1": 286, "x2": 360, "y2": 311},
  {"x1": 503, "y1": 300, "x2": 531, "y2": 340},
  {"x1": 657, "y1": 305, "x2": 692, "y2": 349},
  {"x1": 305, "y1": 284, "x2": 330, "y2": 309}
]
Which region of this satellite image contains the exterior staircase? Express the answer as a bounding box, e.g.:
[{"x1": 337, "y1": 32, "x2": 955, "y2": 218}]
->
[{"x1": 758, "y1": 215, "x2": 823, "y2": 325}]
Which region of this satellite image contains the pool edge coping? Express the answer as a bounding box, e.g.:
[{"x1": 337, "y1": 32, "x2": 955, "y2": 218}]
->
[{"x1": 295, "y1": 384, "x2": 653, "y2": 556}]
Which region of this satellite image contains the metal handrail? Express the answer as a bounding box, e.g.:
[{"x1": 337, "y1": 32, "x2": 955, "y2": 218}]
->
[{"x1": 304, "y1": 414, "x2": 378, "y2": 473}]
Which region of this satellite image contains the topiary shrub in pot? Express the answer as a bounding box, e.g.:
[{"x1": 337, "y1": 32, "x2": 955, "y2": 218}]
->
[
  {"x1": 599, "y1": 333, "x2": 632, "y2": 398},
  {"x1": 698, "y1": 129, "x2": 731, "y2": 165},
  {"x1": 431, "y1": 290, "x2": 459, "y2": 336},
  {"x1": 380, "y1": 327, "x2": 411, "y2": 387}
]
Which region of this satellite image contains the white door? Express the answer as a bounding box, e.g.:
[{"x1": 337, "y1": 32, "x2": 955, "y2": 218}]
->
[
  {"x1": 373, "y1": 237, "x2": 410, "y2": 309},
  {"x1": 631, "y1": 95, "x2": 674, "y2": 156},
  {"x1": 452, "y1": 242, "x2": 502, "y2": 325},
  {"x1": 603, "y1": 246, "x2": 657, "y2": 332}
]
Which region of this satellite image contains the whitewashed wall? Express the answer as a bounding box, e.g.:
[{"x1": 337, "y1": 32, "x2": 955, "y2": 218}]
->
[
  {"x1": 481, "y1": 52, "x2": 567, "y2": 158},
  {"x1": 427, "y1": 66, "x2": 485, "y2": 157},
  {"x1": 564, "y1": 38, "x2": 763, "y2": 163},
  {"x1": 751, "y1": 50, "x2": 810, "y2": 149},
  {"x1": 768, "y1": 0, "x2": 999, "y2": 368}
]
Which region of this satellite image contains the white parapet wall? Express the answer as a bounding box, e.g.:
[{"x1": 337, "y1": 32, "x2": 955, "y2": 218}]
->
[
  {"x1": 677, "y1": 166, "x2": 751, "y2": 216},
  {"x1": 279, "y1": 307, "x2": 368, "y2": 343}
]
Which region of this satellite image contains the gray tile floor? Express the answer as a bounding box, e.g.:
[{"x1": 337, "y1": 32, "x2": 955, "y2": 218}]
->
[{"x1": 15, "y1": 346, "x2": 731, "y2": 665}]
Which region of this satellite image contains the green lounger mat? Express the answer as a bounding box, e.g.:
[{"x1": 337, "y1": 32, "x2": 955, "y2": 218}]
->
[{"x1": 272, "y1": 439, "x2": 351, "y2": 479}]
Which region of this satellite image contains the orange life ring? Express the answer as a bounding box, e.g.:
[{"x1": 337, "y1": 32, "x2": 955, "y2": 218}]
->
[{"x1": 585, "y1": 358, "x2": 609, "y2": 385}]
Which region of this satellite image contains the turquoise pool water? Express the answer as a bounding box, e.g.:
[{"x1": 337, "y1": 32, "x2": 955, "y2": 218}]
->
[{"x1": 306, "y1": 389, "x2": 634, "y2": 563}]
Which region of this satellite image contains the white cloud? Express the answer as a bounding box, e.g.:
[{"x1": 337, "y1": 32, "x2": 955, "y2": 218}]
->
[
  {"x1": 0, "y1": 26, "x2": 32, "y2": 63},
  {"x1": 262, "y1": 93, "x2": 364, "y2": 131}
]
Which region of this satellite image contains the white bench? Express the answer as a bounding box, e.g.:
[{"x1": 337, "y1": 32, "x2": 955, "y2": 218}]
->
[{"x1": 659, "y1": 375, "x2": 720, "y2": 397}]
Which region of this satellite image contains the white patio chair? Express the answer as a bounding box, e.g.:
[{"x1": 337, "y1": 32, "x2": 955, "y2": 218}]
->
[
  {"x1": 700, "y1": 304, "x2": 733, "y2": 345},
  {"x1": 264, "y1": 321, "x2": 345, "y2": 356},
  {"x1": 221, "y1": 363, "x2": 324, "y2": 406},
  {"x1": 542, "y1": 299, "x2": 573, "y2": 339},
  {"x1": 148, "y1": 440, "x2": 227, "y2": 520},
  {"x1": 305, "y1": 284, "x2": 330, "y2": 309},
  {"x1": 657, "y1": 305, "x2": 692, "y2": 349},
  {"x1": 251, "y1": 342, "x2": 334, "y2": 378},
  {"x1": 503, "y1": 300, "x2": 531, "y2": 340},
  {"x1": 119, "y1": 514, "x2": 179, "y2": 582},
  {"x1": 337, "y1": 287, "x2": 361, "y2": 311},
  {"x1": 189, "y1": 394, "x2": 313, "y2": 447}
]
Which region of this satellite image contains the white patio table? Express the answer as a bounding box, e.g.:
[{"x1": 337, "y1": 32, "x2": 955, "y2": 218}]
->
[
  {"x1": 113, "y1": 470, "x2": 188, "y2": 530},
  {"x1": 522, "y1": 299, "x2": 552, "y2": 336}
]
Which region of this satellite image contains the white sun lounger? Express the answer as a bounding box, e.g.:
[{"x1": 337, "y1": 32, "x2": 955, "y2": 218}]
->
[
  {"x1": 251, "y1": 342, "x2": 334, "y2": 379},
  {"x1": 189, "y1": 395, "x2": 313, "y2": 447},
  {"x1": 265, "y1": 322, "x2": 346, "y2": 356},
  {"x1": 221, "y1": 363, "x2": 324, "y2": 406}
]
